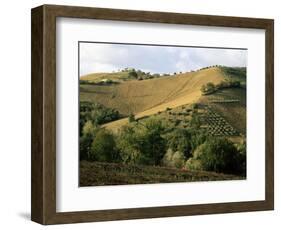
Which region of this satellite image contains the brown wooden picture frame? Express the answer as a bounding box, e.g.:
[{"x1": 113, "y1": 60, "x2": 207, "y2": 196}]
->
[{"x1": 31, "y1": 4, "x2": 274, "y2": 225}]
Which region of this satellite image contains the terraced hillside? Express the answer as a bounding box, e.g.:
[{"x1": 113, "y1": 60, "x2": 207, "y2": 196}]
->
[
  {"x1": 136, "y1": 88, "x2": 245, "y2": 144},
  {"x1": 200, "y1": 88, "x2": 246, "y2": 135}
]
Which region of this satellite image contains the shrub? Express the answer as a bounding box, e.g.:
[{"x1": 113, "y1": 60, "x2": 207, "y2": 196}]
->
[
  {"x1": 174, "y1": 119, "x2": 181, "y2": 126},
  {"x1": 128, "y1": 113, "x2": 135, "y2": 122},
  {"x1": 166, "y1": 128, "x2": 192, "y2": 159},
  {"x1": 80, "y1": 134, "x2": 93, "y2": 160},
  {"x1": 91, "y1": 129, "x2": 119, "y2": 162},
  {"x1": 192, "y1": 103, "x2": 199, "y2": 109},
  {"x1": 237, "y1": 141, "x2": 246, "y2": 176},
  {"x1": 185, "y1": 158, "x2": 202, "y2": 171},
  {"x1": 80, "y1": 101, "x2": 120, "y2": 128},
  {"x1": 172, "y1": 151, "x2": 185, "y2": 168},
  {"x1": 201, "y1": 82, "x2": 216, "y2": 94},
  {"x1": 162, "y1": 149, "x2": 185, "y2": 169},
  {"x1": 190, "y1": 113, "x2": 201, "y2": 129},
  {"x1": 82, "y1": 120, "x2": 95, "y2": 136},
  {"x1": 189, "y1": 131, "x2": 208, "y2": 153},
  {"x1": 162, "y1": 148, "x2": 173, "y2": 166},
  {"x1": 79, "y1": 121, "x2": 97, "y2": 161}
]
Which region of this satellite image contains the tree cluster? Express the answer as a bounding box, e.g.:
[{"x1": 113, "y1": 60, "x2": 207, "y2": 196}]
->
[{"x1": 80, "y1": 114, "x2": 246, "y2": 176}]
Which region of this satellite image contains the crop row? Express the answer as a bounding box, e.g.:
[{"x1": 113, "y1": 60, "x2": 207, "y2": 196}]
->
[{"x1": 201, "y1": 108, "x2": 238, "y2": 136}]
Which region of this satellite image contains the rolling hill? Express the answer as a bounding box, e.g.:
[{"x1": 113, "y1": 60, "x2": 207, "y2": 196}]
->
[
  {"x1": 80, "y1": 67, "x2": 230, "y2": 131},
  {"x1": 79, "y1": 66, "x2": 247, "y2": 185}
]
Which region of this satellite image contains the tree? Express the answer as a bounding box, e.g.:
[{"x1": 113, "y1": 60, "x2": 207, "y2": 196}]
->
[
  {"x1": 128, "y1": 70, "x2": 138, "y2": 79},
  {"x1": 128, "y1": 113, "x2": 135, "y2": 122},
  {"x1": 237, "y1": 140, "x2": 246, "y2": 176},
  {"x1": 117, "y1": 117, "x2": 167, "y2": 166},
  {"x1": 80, "y1": 101, "x2": 120, "y2": 127},
  {"x1": 162, "y1": 149, "x2": 185, "y2": 169},
  {"x1": 190, "y1": 113, "x2": 201, "y2": 129},
  {"x1": 117, "y1": 125, "x2": 142, "y2": 164},
  {"x1": 196, "y1": 137, "x2": 243, "y2": 174},
  {"x1": 140, "y1": 118, "x2": 167, "y2": 165},
  {"x1": 91, "y1": 129, "x2": 119, "y2": 162},
  {"x1": 190, "y1": 130, "x2": 208, "y2": 152},
  {"x1": 201, "y1": 82, "x2": 216, "y2": 94},
  {"x1": 166, "y1": 128, "x2": 192, "y2": 159},
  {"x1": 80, "y1": 134, "x2": 93, "y2": 160},
  {"x1": 79, "y1": 121, "x2": 96, "y2": 161},
  {"x1": 82, "y1": 120, "x2": 95, "y2": 136}
]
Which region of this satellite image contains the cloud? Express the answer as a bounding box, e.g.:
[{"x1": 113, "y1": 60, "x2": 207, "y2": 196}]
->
[{"x1": 79, "y1": 43, "x2": 247, "y2": 76}]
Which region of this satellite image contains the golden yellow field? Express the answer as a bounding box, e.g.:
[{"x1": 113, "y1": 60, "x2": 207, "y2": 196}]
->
[{"x1": 80, "y1": 67, "x2": 226, "y2": 132}]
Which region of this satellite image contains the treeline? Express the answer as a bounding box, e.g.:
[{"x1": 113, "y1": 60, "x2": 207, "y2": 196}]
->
[
  {"x1": 201, "y1": 80, "x2": 241, "y2": 95},
  {"x1": 80, "y1": 101, "x2": 121, "y2": 135},
  {"x1": 80, "y1": 115, "x2": 246, "y2": 176},
  {"x1": 126, "y1": 68, "x2": 168, "y2": 81},
  {"x1": 80, "y1": 79, "x2": 119, "y2": 85}
]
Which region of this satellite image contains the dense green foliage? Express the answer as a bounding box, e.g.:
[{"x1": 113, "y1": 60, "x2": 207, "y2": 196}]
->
[
  {"x1": 79, "y1": 111, "x2": 245, "y2": 176},
  {"x1": 165, "y1": 128, "x2": 192, "y2": 159},
  {"x1": 91, "y1": 129, "x2": 120, "y2": 162},
  {"x1": 189, "y1": 137, "x2": 246, "y2": 175},
  {"x1": 79, "y1": 121, "x2": 96, "y2": 160},
  {"x1": 128, "y1": 113, "x2": 135, "y2": 122},
  {"x1": 117, "y1": 118, "x2": 167, "y2": 165},
  {"x1": 79, "y1": 102, "x2": 121, "y2": 161},
  {"x1": 220, "y1": 66, "x2": 246, "y2": 79},
  {"x1": 80, "y1": 101, "x2": 120, "y2": 135},
  {"x1": 162, "y1": 149, "x2": 185, "y2": 169},
  {"x1": 201, "y1": 80, "x2": 241, "y2": 95}
]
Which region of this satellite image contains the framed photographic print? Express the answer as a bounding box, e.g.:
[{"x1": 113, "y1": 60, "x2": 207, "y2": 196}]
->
[{"x1": 31, "y1": 4, "x2": 274, "y2": 225}]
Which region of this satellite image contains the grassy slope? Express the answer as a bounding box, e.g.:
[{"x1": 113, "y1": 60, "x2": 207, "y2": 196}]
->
[
  {"x1": 220, "y1": 66, "x2": 246, "y2": 85},
  {"x1": 80, "y1": 161, "x2": 243, "y2": 186},
  {"x1": 80, "y1": 67, "x2": 225, "y2": 132}
]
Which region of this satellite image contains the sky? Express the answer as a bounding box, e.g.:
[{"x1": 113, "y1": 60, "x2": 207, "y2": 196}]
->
[{"x1": 79, "y1": 42, "x2": 247, "y2": 77}]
